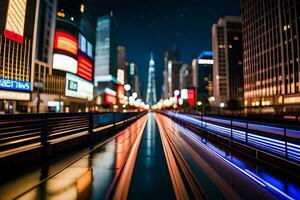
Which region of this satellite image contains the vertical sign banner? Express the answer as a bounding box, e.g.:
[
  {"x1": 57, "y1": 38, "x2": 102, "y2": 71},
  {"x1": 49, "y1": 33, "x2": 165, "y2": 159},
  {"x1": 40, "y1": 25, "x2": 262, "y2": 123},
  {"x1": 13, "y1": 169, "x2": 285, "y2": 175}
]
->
[
  {"x1": 4, "y1": 0, "x2": 27, "y2": 44},
  {"x1": 188, "y1": 89, "x2": 196, "y2": 106}
]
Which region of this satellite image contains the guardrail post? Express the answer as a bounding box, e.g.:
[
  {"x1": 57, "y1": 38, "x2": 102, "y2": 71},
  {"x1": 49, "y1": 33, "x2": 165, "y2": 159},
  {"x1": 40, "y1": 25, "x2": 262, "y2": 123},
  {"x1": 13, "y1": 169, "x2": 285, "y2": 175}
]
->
[
  {"x1": 230, "y1": 119, "x2": 233, "y2": 147},
  {"x1": 284, "y1": 127, "x2": 288, "y2": 158},
  {"x1": 41, "y1": 116, "x2": 48, "y2": 146},
  {"x1": 113, "y1": 112, "x2": 116, "y2": 126},
  {"x1": 89, "y1": 113, "x2": 94, "y2": 142},
  {"x1": 245, "y1": 119, "x2": 248, "y2": 144}
]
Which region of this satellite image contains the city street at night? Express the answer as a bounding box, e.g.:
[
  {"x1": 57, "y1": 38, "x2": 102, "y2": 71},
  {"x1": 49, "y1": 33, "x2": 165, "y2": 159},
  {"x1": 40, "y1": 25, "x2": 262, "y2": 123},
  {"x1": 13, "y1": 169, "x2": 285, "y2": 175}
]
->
[
  {"x1": 1, "y1": 113, "x2": 299, "y2": 199},
  {"x1": 1, "y1": 0, "x2": 300, "y2": 199}
]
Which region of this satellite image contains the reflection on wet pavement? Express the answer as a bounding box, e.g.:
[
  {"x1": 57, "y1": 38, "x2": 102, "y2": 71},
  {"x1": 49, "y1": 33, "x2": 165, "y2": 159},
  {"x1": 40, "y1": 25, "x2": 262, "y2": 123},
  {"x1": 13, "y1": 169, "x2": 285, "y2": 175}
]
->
[{"x1": 9, "y1": 115, "x2": 148, "y2": 200}]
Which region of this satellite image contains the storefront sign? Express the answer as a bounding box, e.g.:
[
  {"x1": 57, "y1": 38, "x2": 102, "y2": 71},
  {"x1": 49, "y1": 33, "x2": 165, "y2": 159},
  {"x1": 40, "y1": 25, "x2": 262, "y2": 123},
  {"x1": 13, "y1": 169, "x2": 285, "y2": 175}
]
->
[{"x1": 0, "y1": 78, "x2": 31, "y2": 91}]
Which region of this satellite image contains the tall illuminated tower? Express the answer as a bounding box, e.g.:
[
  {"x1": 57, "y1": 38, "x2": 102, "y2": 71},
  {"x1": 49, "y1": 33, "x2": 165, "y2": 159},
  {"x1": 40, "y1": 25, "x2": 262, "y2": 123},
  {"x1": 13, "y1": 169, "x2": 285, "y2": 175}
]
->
[{"x1": 146, "y1": 53, "x2": 157, "y2": 106}]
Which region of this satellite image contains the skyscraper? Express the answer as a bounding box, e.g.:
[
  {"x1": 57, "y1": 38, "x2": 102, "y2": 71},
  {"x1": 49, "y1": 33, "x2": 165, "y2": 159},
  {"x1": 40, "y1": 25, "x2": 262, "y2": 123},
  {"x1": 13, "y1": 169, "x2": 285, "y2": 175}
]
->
[
  {"x1": 94, "y1": 14, "x2": 117, "y2": 85},
  {"x1": 36, "y1": 0, "x2": 58, "y2": 67},
  {"x1": 0, "y1": 0, "x2": 39, "y2": 113},
  {"x1": 94, "y1": 14, "x2": 118, "y2": 107},
  {"x1": 180, "y1": 64, "x2": 194, "y2": 90},
  {"x1": 164, "y1": 47, "x2": 180, "y2": 99},
  {"x1": 212, "y1": 16, "x2": 244, "y2": 107},
  {"x1": 242, "y1": 0, "x2": 300, "y2": 112},
  {"x1": 146, "y1": 53, "x2": 157, "y2": 106},
  {"x1": 196, "y1": 51, "x2": 213, "y2": 97},
  {"x1": 127, "y1": 62, "x2": 140, "y2": 95}
]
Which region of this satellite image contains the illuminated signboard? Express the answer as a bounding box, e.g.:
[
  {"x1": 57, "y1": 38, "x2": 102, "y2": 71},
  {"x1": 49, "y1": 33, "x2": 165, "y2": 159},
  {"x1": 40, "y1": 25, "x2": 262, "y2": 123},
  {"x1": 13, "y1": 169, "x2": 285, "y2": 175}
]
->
[
  {"x1": 4, "y1": 0, "x2": 27, "y2": 43},
  {"x1": 104, "y1": 93, "x2": 117, "y2": 105},
  {"x1": 0, "y1": 78, "x2": 31, "y2": 91},
  {"x1": 65, "y1": 73, "x2": 93, "y2": 101},
  {"x1": 77, "y1": 54, "x2": 93, "y2": 82},
  {"x1": 117, "y1": 84, "x2": 124, "y2": 99},
  {"x1": 53, "y1": 53, "x2": 78, "y2": 73},
  {"x1": 181, "y1": 89, "x2": 188, "y2": 99},
  {"x1": 54, "y1": 31, "x2": 78, "y2": 55},
  {"x1": 188, "y1": 89, "x2": 197, "y2": 106}
]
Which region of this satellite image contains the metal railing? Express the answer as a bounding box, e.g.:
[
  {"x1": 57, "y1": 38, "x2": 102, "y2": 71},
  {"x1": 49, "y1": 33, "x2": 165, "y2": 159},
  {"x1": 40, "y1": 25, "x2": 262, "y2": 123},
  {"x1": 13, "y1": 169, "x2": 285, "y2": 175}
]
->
[
  {"x1": 163, "y1": 111, "x2": 300, "y2": 164},
  {"x1": 0, "y1": 112, "x2": 145, "y2": 158}
]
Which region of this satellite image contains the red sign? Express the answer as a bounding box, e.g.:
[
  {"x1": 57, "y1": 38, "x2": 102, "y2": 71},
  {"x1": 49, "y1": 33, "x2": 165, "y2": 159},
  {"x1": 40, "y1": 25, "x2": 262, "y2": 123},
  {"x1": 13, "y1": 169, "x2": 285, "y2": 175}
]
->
[
  {"x1": 104, "y1": 93, "x2": 117, "y2": 105},
  {"x1": 188, "y1": 89, "x2": 196, "y2": 106},
  {"x1": 117, "y1": 84, "x2": 125, "y2": 98},
  {"x1": 77, "y1": 54, "x2": 93, "y2": 82},
  {"x1": 54, "y1": 31, "x2": 78, "y2": 55},
  {"x1": 4, "y1": 30, "x2": 23, "y2": 44}
]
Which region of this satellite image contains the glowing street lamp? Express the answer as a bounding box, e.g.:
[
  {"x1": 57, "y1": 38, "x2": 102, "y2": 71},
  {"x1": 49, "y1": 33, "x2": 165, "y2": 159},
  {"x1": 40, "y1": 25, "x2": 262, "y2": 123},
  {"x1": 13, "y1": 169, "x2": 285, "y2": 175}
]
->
[
  {"x1": 124, "y1": 84, "x2": 131, "y2": 91},
  {"x1": 132, "y1": 92, "x2": 137, "y2": 99}
]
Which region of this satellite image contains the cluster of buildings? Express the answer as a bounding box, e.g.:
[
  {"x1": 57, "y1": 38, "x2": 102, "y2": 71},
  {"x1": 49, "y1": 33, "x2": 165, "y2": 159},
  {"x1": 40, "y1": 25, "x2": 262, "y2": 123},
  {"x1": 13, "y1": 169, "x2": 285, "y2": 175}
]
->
[
  {"x1": 0, "y1": 0, "x2": 141, "y2": 113},
  {"x1": 159, "y1": 0, "x2": 300, "y2": 114}
]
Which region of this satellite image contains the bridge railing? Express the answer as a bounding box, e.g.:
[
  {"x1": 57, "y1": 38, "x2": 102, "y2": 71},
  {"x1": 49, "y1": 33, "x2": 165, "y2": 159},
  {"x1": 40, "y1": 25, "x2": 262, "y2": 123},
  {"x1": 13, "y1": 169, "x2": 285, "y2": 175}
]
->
[
  {"x1": 163, "y1": 111, "x2": 300, "y2": 164},
  {"x1": 0, "y1": 112, "x2": 145, "y2": 158}
]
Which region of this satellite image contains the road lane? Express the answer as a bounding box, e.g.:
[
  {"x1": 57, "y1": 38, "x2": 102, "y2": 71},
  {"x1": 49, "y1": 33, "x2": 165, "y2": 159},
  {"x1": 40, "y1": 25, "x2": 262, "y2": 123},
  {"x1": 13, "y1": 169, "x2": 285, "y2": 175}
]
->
[
  {"x1": 155, "y1": 113, "x2": 280, "y2": 200},
  {"x1": 126, "y1": 113, "x2": 176, "y2": 199}
]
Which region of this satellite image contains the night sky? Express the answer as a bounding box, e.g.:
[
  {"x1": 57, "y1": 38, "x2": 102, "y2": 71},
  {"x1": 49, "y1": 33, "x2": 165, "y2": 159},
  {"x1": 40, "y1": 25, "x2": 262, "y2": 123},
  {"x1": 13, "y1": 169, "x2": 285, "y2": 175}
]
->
[{"x1": 87, "y1": 0, "x2": 241, "y2": 100}]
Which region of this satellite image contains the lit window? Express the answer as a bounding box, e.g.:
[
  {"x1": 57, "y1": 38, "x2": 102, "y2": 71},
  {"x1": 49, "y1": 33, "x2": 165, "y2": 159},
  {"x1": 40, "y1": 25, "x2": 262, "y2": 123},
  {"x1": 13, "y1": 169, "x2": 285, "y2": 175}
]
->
[
  {"x1": 234, "y1": 36, "x2": 239, "y2": 40},
  {"x1": 57, "y1": 11, "x2": 65, "y2": 18},
  {"x1": 80, "y1": 4, "x2": 85, "y2": 13}
]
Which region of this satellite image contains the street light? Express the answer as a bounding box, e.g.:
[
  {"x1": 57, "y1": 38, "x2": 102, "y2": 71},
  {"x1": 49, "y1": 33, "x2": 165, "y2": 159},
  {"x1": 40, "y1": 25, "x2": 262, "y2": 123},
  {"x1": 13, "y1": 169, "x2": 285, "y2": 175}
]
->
[
  {"x1": 124, "y1": 84, "x2": 131, "y2": 91},
  {"x1": 220, "y1": 102, "x2": 225, "y2": 108},
  {"x1": 132, "y1": 92, "x2": 137, "y2": 99}
]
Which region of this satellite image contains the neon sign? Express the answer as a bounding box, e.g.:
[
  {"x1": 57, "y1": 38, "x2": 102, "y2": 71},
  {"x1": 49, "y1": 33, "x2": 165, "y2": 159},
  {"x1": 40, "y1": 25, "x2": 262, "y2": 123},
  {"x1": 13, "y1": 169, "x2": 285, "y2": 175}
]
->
[
  {"x1": 0, "y1": 78, "x2": 31, "y2": 91},
  {"x1": 54, "y1": 31, "x2": 78, "y2": 55},
  {"x1": 77, "y1": 54, "x2": 93, "y2": 82}
]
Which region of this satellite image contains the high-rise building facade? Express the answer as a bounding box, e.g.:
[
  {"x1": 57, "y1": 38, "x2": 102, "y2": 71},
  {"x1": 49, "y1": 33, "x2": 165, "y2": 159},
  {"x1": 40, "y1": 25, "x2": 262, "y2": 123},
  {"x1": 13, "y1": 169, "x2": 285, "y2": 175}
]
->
[
  {"x1": 167, "y1": 61, "x2": 182, "y2": 98},
  {"x1": 242, "y1": 0, "x2": 300, "y2": 111},
  {"x1": 212, "y1": 16, "x2": 244, "y2": 107},
  {"x1": 180, "y1": 64, "x2": 194, "y2": 90},
  {"x1": 128, "y1": 62, "x2": 140, "y2": 95},
  {"x1": 36, "y1": 0, "x2": 58, "y2": 67},
  {"x1": 196, "y1": 51, "x2": 213, "y2": 98},
  {"x1": 94, "y1": 14, "x2": 118, "y2": 107},
  {"x1": 0, "y1": 0, "x2": 39, "y2": 113},
  {"x1": 94, "y1": 14, "x2": 117, "y2": 85},
  {"x1": 164, "y1": 48, "x2": 180, "y2": 99},
  {"x1": 146, "y1": 53, "x2": 157, "y2": 106}
]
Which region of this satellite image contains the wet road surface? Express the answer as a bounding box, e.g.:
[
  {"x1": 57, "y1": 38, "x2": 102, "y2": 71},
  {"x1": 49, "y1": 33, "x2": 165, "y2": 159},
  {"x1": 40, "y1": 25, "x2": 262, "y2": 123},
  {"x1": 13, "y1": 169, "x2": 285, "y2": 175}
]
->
[{"x1": 1, "y1": 113, "x2": 298, "y2": 199}]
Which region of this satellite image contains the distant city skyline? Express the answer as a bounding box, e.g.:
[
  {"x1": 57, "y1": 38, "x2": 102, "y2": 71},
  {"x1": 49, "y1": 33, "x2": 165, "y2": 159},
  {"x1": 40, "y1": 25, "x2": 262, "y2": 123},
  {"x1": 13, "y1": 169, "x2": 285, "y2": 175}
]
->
[{"x1": 87, "y1": 0, "x2": 241, "y2": 99}]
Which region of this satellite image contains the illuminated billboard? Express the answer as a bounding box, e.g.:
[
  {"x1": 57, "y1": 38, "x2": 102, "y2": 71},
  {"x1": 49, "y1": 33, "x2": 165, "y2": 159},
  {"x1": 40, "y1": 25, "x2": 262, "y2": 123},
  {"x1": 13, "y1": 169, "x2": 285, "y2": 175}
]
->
[
  {"x1": 0, "y1": 78, "x2": 30, "y2": 92},
  {"x1": 77, "y1": 54, "x2": 93, "y2": 82},
  {"x1": 54, "y1": 31, "x2": 78, "y2": 55},
  {"x1": 53, "y1": 54, "x2": 78, "y2": 74},
  {"x1": 65, "y1": 73, "x2": 93, "y2": 101},
  {"x1": 4, "y1": 0, "x2": 27, "y2": 44}
]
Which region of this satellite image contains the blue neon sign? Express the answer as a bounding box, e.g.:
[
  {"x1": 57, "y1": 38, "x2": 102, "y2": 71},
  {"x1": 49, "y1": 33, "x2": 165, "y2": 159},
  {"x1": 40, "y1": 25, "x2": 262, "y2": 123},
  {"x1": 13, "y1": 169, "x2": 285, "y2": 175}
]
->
[{"x1": 0, "y1": 78, "x2": 31, "y2": 91}]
